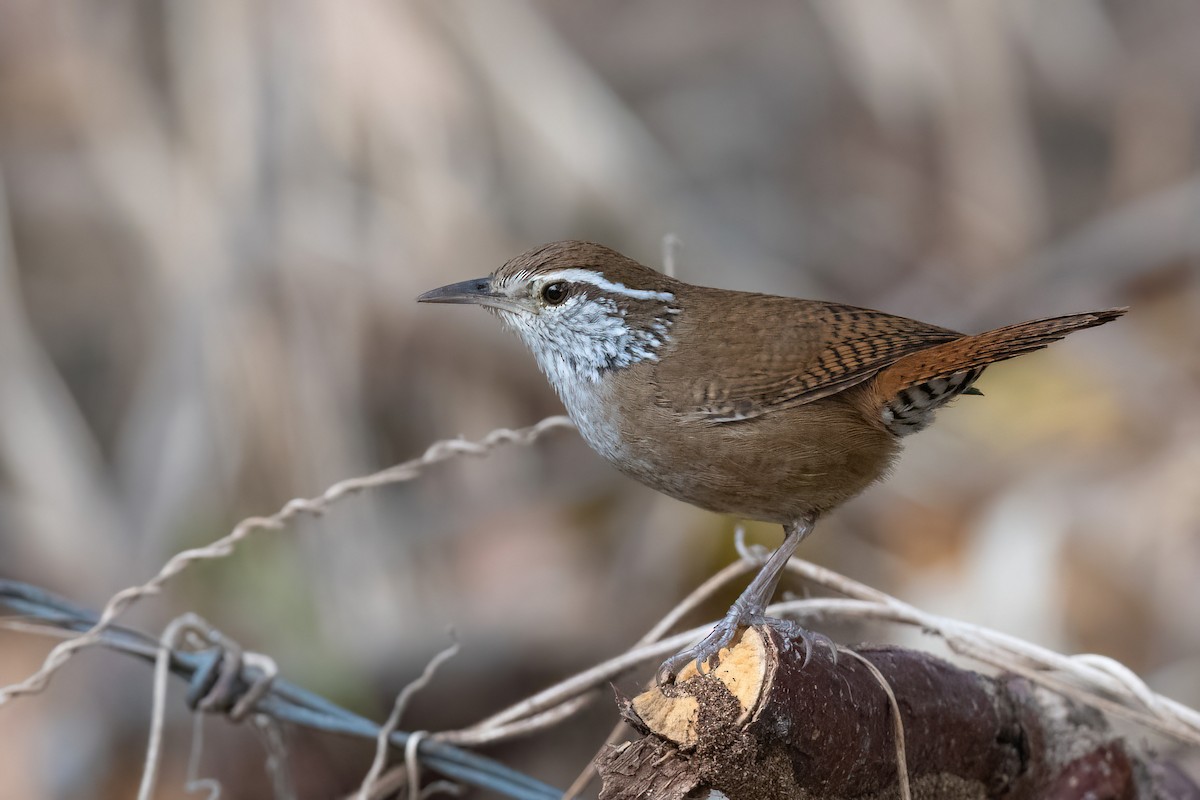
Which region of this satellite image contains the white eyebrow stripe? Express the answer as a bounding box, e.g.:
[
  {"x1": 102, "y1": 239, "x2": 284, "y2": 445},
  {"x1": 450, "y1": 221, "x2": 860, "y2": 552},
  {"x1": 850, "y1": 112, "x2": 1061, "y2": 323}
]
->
[{"x1": 535, "y1": 268, "x2": 675, "y2": 302}]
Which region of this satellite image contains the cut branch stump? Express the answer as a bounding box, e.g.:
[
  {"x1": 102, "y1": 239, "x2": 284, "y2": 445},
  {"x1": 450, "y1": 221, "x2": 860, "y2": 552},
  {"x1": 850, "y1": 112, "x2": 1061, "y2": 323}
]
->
[{"x1": 598, "y1": 627, "x2": 1199, "y2": 800}]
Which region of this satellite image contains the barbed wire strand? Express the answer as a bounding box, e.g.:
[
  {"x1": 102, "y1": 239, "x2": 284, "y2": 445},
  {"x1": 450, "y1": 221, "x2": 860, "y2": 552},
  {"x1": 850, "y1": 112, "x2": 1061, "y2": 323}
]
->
[
  {"x1": 0, "y1": 416, "x2": 575, "y2": 706},
  {"x1": 0, "y1": 580, "x2": 562, "y2": 800}
]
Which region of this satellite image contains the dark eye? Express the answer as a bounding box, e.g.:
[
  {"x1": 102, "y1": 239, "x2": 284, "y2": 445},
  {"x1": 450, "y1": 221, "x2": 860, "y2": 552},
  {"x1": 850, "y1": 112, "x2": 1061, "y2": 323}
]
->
[{"x1": 541, "y1": 282, "x2": 568, "y2": 305}]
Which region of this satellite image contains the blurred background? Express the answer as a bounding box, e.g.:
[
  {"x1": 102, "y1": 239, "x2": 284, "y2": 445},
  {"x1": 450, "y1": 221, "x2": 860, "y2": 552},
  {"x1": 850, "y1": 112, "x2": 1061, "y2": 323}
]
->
[{"x1": 1, "y1": 0, "x2": 1199, "y2": 796}]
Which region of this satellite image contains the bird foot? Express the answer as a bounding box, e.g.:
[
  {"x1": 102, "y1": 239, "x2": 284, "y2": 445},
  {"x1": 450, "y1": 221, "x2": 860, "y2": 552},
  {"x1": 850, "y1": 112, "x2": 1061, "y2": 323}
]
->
[
  {"x1": 657, "y1": 603, "x2": 838, "y2": 685},
  {"x1": 766, "y1": 616, "x2": 840, "y2": 667}
]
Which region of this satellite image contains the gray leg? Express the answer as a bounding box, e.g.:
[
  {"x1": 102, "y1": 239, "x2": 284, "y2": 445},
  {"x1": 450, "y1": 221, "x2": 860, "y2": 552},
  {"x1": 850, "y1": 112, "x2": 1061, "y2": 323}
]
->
[{"x1": 658, "y1": 516, "x2": 833, "y2": 683}]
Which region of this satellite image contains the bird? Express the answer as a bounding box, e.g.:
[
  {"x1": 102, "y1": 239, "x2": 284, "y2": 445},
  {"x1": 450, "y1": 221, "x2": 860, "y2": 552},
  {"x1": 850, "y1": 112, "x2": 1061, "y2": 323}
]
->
[{"x1": 417, "y1": 240, "x2": 1126, "y2": 681}]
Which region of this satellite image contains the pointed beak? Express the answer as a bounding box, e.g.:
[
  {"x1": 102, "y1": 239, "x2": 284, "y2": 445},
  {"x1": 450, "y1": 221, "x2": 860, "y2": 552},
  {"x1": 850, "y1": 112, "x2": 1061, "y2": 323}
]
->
[
  {"x1": 417, "y1": 277, "x2": 497, "y2": 305},
  {"x1": 417, "y1": 276, "x2": 531, "y2": 315}
]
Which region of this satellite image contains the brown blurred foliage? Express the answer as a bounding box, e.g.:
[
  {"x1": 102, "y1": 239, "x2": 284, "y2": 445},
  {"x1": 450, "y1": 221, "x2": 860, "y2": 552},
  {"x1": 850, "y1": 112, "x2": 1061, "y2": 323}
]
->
[{"x1": 1, "y1": 1, "x2": 1198, "y2": 796}]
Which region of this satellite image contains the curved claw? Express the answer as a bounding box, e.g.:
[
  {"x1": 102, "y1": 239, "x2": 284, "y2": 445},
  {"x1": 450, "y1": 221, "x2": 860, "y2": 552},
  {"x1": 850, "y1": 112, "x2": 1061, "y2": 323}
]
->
[
  {"x1": 656, "y1": 615, "x2": 743, "y2": 685},
  {"x1": 768, "y1": 617, "x2": 839, "y2": 667}
]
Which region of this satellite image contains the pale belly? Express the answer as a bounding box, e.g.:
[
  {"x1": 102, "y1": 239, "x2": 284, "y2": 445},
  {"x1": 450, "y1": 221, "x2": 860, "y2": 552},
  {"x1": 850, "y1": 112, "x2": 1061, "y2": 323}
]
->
[{"x1": 557, "y1": 379, "x2": 900, "y2": 523}]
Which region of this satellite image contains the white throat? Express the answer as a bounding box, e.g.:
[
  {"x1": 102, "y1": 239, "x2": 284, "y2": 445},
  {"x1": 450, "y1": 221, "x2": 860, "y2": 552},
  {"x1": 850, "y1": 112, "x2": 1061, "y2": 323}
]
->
[
  {"x1": 500, "y1": 292, "x2": 678, "y2": 391},
  {"x1": 490, "y1": 264, "x2": 679, "y2": 472}
]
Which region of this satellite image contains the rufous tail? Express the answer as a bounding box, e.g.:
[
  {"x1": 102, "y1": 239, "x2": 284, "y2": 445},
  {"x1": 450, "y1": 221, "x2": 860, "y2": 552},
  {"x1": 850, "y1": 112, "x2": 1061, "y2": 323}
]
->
[{"x1": 871, "y1": 308, "x2": 1128, "y2": 400}]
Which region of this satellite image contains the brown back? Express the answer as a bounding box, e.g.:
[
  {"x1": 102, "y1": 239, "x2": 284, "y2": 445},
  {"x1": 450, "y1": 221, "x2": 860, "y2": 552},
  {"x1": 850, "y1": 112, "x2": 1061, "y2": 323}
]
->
[{"x1": 655, "y1": 287, "x2": 964, "y2": 422}]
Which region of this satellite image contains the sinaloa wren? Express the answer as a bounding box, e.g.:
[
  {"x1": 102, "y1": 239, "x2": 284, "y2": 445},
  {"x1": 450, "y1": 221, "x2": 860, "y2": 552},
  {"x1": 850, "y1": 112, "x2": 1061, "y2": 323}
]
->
[{"x1": 419, "y1": 241, "x2": 1125, "y2": 681}]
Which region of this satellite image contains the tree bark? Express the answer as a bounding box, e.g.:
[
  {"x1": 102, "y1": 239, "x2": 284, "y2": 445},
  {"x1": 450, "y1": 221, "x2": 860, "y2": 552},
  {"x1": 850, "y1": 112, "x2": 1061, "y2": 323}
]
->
[{"x1": 598, "y1": 626, "x2": 1200, "y2": 800}]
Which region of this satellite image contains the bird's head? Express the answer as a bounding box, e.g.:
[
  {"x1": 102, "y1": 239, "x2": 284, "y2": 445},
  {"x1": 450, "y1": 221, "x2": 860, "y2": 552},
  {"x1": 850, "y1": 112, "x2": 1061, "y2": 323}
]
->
[{"x1": 418, "y1": 241, "x2": 680, "y2": 385}]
